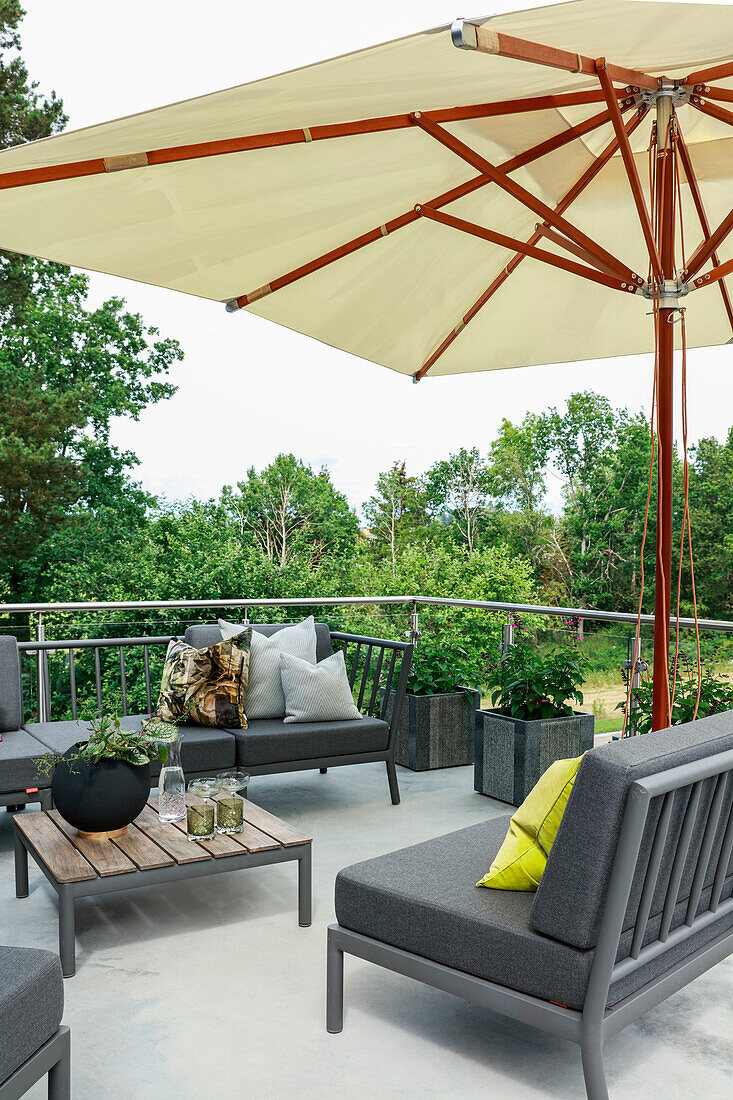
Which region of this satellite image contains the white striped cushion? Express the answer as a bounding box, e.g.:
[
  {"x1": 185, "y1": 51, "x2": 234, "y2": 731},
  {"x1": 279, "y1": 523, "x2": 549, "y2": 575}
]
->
[
  {"x1": 280, "y1": 650, "x2": 362, "y2": 724},
  {"x1": 219, "y1": 616, "x2": 317, "y2": 719}
]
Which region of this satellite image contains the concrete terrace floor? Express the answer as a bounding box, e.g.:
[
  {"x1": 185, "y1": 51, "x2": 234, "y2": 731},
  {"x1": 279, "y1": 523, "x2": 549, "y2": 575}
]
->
[{"x1": 2, "y1": 762, "x2": 733, "y2": 1100}]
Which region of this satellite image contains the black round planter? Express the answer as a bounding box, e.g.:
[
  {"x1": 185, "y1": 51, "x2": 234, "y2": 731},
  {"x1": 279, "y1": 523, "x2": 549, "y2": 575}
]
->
[{"x1": 51, "y1": 745, "x2": 151, "y2": 835}]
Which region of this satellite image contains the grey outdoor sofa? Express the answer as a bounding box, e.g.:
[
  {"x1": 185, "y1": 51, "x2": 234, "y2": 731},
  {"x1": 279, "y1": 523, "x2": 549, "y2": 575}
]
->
[
  {"x1": 328, "y1": 711, "x2": 733, "y2": 1098},
  {"x1": 0, "y1": 946, "x2": 69, "y2": 1099},
  {"x1": 0, "y1": 623, "x2": 412, "y2": 808}
]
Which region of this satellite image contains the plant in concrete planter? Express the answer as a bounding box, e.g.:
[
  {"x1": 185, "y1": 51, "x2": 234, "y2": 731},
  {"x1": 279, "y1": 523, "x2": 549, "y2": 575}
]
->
[
  {"x1": 37, "y1": 711, "x2": 176, "y2": 839},
  {"x1": 489, "y1": 626, "x2": 589, "y2": 720},
  {"x1": 394, "y1": 636, "x2": 480, "y2": 771},
  {"x1": 477, "y1": 618, "x2": 594, "y2": 805}
]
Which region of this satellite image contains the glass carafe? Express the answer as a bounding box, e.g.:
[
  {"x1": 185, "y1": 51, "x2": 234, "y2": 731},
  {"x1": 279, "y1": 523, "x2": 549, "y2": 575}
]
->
[{"x1": 158, "y1": 735, "x2": 186, "y2": 823}]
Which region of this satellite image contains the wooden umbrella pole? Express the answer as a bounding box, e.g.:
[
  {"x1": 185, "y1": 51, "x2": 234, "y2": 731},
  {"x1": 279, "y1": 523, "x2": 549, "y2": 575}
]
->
[{"x1": 652, "y1": 91, "x2": 677, "y2": 732}]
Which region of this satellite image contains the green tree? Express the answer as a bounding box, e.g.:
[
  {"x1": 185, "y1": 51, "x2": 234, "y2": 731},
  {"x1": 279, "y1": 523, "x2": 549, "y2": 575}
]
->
[
  {"x1": 363, "y1": 461, "x2": 427, "y2": 571},
  {"x1": 222, "y1": 454, "x2": 358, "y2": 569},
  {"x1": 0, "y1": 263, "x2": 181, "y2": 578},
  {"x1": 423, "y1": 447, "x2": 493, "y2": 553},
  {"x1": 685, "y1": 430, "x2": 733, "y2": 618},
  {"x1": 487, "y1": 414, "x2": 554, "y2": 575}
]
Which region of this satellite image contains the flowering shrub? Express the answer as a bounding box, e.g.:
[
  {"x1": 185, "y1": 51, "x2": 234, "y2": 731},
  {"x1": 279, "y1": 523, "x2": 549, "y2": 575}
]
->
[{"x1": 488, "y1": 616, "x2": 589, "y2": 721}]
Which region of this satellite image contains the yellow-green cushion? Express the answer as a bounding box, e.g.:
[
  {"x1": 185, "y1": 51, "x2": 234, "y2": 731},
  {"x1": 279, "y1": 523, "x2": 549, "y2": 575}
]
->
[{"x1": 477, "y1": 755, "x2": 584, "y2": 891}]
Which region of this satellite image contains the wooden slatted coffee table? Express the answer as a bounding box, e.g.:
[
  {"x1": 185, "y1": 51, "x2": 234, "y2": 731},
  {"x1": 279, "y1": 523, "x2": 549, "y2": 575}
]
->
[{"x1": 14, "y1": 797, "x2": 312, "y2": 977}]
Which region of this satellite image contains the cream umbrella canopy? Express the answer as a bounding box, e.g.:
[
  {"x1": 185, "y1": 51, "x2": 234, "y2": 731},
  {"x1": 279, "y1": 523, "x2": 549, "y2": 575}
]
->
[{"x1": 1, "y1": 0, "x2": 732, "y2": 728}]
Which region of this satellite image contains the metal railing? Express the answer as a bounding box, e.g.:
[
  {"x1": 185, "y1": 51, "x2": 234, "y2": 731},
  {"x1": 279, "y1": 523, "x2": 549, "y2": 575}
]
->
[{"x1": 3, "y1": 594, "x2": 731, "y2": 724}]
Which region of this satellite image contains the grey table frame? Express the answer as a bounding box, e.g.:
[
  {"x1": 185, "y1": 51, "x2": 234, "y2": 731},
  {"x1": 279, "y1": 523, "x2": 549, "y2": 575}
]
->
[
  {"x1": 0, "y1": 1026, "x2": 70, "y2": 1100},
  {"x1": 327, "y1": 746, "x2": 733, "y2": 1099},
  {"x1": 15, "y1": 824, "x2": 311, "y2": 978}
]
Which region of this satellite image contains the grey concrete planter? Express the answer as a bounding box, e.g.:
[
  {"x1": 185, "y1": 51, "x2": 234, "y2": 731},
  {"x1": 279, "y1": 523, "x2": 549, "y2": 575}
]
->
[
  {"x1": 388, "y1": 688, "x2": 481, "y2": 771},
  {"x1": 475, "y1": 708, "x2": 595, "y2": 805}
]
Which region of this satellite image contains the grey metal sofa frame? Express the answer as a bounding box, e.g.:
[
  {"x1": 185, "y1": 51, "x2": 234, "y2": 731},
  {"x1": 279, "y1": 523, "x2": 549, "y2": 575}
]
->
[
  {"x1": 327, "y1": 745, "x2": 733, "y2": 1099},
  {"x1": 0, "y1": 1027, "x2": 70, "y2": 1100}
]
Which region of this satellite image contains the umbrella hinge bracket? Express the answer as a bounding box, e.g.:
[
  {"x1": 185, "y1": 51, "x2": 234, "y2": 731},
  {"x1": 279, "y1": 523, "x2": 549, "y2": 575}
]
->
[
  {"x1": 642, "y1": 278, "x2": 691, "y2": 304},
  {"x1": 641, "y1": 82, "x2": 688, "y2": 109}
]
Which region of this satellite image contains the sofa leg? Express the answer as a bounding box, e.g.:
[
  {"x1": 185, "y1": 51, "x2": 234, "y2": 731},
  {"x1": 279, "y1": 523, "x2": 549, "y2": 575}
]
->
[
  {"x1": 386, "y1": 759, "x2": 400, "y2": 805},
  {"x1": 49, "y1": 1028, "x2": 71, "y2": 1100},
  {"x1": 326, "y1": 930, "x2": 344, "y2": 1034},
  {"x1": 580, "y1": 1030, "x2": 608, "y2": 1100},
  {"x1": 320, "y1": 767, "x2": 328, "y2": 774}
]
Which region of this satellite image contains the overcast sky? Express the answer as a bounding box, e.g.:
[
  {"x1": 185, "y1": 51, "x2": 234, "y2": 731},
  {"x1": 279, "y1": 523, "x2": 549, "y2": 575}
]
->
[{"x1": 19, "y1": 0, "x2": 732, "y2": 515}]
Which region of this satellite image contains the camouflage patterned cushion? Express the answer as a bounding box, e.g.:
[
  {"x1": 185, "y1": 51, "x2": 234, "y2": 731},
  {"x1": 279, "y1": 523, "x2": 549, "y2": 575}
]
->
[{"x1": 156, "y1": 631, "x2": 251, "y2": 729}]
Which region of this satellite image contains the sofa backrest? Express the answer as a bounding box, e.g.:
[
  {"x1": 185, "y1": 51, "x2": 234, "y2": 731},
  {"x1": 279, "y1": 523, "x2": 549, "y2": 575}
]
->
[
  {"x1": 183, "y1": 621, "x2": 334, "y2": 663},
  {"x1": 0, "y1": 635, "x2": 23, "y2": 731},
  {"x1": 530, "y1": 710, "x2": 733, "y2": 950}
]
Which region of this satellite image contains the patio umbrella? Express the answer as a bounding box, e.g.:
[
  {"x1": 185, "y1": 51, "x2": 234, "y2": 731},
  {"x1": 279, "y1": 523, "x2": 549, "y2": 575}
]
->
[{"x1": 1, "y1": 0, "x2": 732, "y2": 730}]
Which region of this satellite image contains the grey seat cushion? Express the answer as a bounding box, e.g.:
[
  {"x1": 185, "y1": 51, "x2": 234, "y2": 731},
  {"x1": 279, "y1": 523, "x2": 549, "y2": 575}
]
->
[
  {"x1": 531, "y1": 710, "x2": 733, "y2": 950},
  {"x1": 24, "y1": 717, "x2": 236, "y2": 779},
  {"x1": 184, "y1": 621, "x2": 334, "y2": 663},
  {"x1": 231, "y1": 715, "x2": 389, "y2": 766},
  {"x1": 0, "y1": 729, "x2": 52, "y2": 794},
  {"x1": 334, "y1": 816, "x2": 733, "y2": 1011},
  {"x1": 0, "y1": 946, "x2": 63, "y2": 1085},
  {"x1": 0, "y1": 635, "x2": 24, "y2": 732}
]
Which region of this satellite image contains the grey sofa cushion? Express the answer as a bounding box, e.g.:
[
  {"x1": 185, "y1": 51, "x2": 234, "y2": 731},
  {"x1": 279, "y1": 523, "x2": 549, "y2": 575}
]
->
[
  {"x1": 0, "y1": 729, "x2": 51, "y2": 794},
  {"x1": 0, "y1": 946, "x2": 63, "y2": 1085},
  {"x1": 24, "y1": 716, "x2": 149, "y2": 756},
  {"x1": 185, "y1": 621, "x2": 334, "y2": 663},
  {"x1": 0, "y1": 636, "x2": 23, "y2": 732},
  {"x1": 24, "y1": 717, "x2": 236, "y2": 779},
  {"x1": 530, "y1": 710, "x2": 733, "y2": 950},
  {"x1": 334, "y1": 816, "x2": 733, "y2": 1011},
  {"x1": 231, "y1": 715, "x2": 389, "y2": 766}
]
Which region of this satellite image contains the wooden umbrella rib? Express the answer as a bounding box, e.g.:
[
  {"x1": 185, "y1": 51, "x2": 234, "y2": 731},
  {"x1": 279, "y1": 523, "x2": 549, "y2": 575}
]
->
[
  {"x1": 415, "y1": 106, "x2": 647, "y2": 381},
  {"x1": 688, "y1": 83, "x2": 733, "y2": 104},
  {"x1": 676, "y1": 125, "x2": 733, "y2": 331},
  {"x1": 690, "y1": 255, "x2": 733, "y2": 289},
  {"x1": 688, "y1": 94, "x2": 733, "y2": 130},
  {"x1": 0, "y1": 89, "x2": 636, "y2": 194},
  {"x1": 231, "y1": 103, "x2": 630, "y2": 309},
  {"x1": 532, "y1": 223, "x2": 621, "y2": 277},
  {"x1": 415, "y1": 204, "x2": 640, "y2": 294},
  {"x1": 596, "y1": 58, "x2": 663, "y2": 282},
  {"x1": 686, "y1": 61, "x2": 733, "y2": 85},
  {"x1": 410, "y1": 110, "x2": 642, "y2": 286},
  {"x1": 466, "y1": 23, "x2": 658, "y2": 90}
]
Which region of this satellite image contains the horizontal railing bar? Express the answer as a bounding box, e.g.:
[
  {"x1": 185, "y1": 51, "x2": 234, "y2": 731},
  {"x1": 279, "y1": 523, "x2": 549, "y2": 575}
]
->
[
  {"x1": 1, "y1": 595, "x2": 732, "y2": 634},
  {"x1": 0, "y1": 596, "x2": 413, "y2": 614},
  {"x1": 18, "y1": 636, "x2": 172, "y2": 651},
  {"x1": 330, "y1": 631, "x2": 410, "y2": 651}
]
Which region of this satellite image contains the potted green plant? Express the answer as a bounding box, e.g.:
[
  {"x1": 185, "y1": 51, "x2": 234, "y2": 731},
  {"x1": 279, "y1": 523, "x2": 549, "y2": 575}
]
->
[
  {"x1": 389, "y1": 635, "x2": 481, "y2": 770},
  {"x1": 37, "y1": 711, "x2": 177, "y2": 839},
  {"x1": 477, "y1": 616, "x2": 594, "y2": 804}
]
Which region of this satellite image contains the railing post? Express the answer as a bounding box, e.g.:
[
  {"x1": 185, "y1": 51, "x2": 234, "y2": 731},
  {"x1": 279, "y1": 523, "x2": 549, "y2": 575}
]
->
[
  {"x1": 36, "y1": 612, "x2": 51, "y2": 722},
  {"x1": 409, "y1": 601, "x2": 420, "y2": 646},
  {"x1": 502, "y1": 613, "x2": 515, "y2": 656}
]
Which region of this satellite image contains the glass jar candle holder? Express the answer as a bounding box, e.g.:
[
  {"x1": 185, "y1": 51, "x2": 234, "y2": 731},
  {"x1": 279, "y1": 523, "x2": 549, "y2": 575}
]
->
[
  {"x1": 215, "y1": 771, "x2": 250, "y2": 834},
  {"x1": 186, "y1": 778, "x2": 220, "y2": 842}
]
